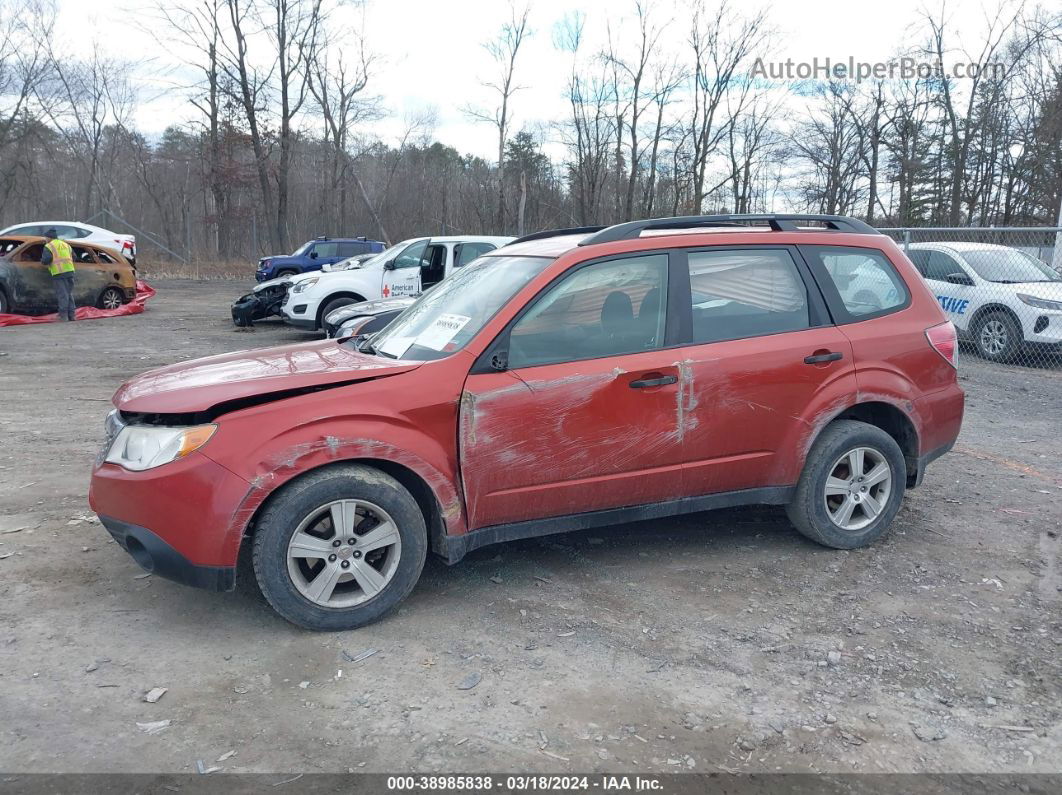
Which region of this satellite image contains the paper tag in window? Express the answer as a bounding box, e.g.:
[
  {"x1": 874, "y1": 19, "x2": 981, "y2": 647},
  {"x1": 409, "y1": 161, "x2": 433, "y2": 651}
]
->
[
  {"x1": 377, "y1": 335, "x2": 416, "y2": 359},
  {"x1": 414, "y1": 313, "x2": 471, "y2": 351}
]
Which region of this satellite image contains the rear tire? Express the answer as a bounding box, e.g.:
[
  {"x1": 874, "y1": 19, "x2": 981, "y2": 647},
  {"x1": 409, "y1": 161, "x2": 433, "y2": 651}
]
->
[
  {"x1": 252, "y1": 464, "x2": 427, "y2": 631},
  {"x1": 974, "y1": 311, "x2": 1022, "y2": 363},
  {"x1": 786, "y1": 420, "x2": 906, "y2": 549},
  {"x1": 0, "y1": 288, "x2": 9, "y2": 314},
  {"x1": 97, "y1": 286, "x2": 124, "y2": 310}
]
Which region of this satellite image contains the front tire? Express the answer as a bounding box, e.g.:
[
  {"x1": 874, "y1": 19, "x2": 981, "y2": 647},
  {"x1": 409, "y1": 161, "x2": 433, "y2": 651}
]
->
[
  {"x1": 786, "y1": 420, "x2": 906, "y2": 549},
  {"x1": 974, "y1": 311, "x2": 1022, "y2": 363},
  {"x1": 252, "y1": 464, "x2": 427, "y2": 631},
  {"x1": 97, "y1": 286, "x2": 125, "y2": 310}
]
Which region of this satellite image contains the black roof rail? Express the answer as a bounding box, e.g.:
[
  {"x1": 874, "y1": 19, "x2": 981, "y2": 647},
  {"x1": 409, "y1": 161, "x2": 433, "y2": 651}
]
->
[
  {"x1": 578, "y1": 214, "x2": 879, "y2": 246},
  {"x1": 509, "y1": 225, "x2": 607, "y2": 245}
]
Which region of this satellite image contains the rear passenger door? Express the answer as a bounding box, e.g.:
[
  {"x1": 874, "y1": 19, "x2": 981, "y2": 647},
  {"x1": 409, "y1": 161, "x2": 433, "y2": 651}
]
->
[
  {"x1": 71, "y1": 245, "x2": 105, "y2": 306},
  {"x1": 675, "y1": 246, "x2": 857, "y2": 494}
]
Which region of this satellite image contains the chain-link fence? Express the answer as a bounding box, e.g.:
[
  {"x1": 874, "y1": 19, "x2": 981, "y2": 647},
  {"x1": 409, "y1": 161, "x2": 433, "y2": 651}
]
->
[{"x1": 879, "y1": 226, "x2": 1062, "y2": 369}]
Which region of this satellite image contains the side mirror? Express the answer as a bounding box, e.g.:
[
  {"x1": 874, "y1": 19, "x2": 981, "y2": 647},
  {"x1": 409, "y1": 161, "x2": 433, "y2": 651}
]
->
[
  {"x1": 945, "y1": 272, "x2": 974, "y2": 286},
  {"x1": 383, "y1": 259, "x2": 396, "y2": 271}
]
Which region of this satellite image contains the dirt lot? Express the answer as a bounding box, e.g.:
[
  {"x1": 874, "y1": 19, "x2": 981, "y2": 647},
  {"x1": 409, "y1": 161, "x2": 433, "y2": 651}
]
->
[{"x1": 0, "y1": 279, "x2": 1059, "y2": 775}]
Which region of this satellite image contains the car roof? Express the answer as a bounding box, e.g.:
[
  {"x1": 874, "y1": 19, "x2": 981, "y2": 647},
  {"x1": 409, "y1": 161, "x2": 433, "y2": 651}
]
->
[
  {"x1": 909, "y1": 241, "x2": 1013, "y2": 252},
  {"x1": 492, "y1": 233, "x2": 593, "y2": 257}
]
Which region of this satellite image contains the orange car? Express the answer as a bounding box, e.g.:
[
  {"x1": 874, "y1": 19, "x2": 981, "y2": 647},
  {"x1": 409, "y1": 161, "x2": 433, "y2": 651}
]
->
[{"x1": 0, "y1": 235, "x2": 137, "y2": 315}]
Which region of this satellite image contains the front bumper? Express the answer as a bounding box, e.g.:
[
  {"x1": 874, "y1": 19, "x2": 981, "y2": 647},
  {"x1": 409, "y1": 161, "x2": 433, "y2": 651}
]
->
[
  {"x1": 101, "y1": 516, "x2": 235, "y2": 591},
  {"x1": 89, "y1": 452, "x2": 251, "y2": 588}
]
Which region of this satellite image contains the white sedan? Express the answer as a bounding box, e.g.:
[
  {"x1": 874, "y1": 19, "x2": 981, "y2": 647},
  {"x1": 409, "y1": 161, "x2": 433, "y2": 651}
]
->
[
  {"x1": 0, "y1": 221, "x2": 136, "y2": 264},
  {"x1": 908, "y1": 242, "x2": 1062, "y2": 362}
]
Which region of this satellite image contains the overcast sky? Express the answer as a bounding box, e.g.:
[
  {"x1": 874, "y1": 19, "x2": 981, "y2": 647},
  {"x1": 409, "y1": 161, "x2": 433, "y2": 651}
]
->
[{"x1": 57, "y1": 0, "x2": 1002, "y2": 160}]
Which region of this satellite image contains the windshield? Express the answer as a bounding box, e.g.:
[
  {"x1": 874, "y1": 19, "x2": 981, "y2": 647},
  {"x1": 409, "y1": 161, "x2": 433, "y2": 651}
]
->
[
  {"x1": 961, "y1": 248, "x2": 1060, "y2": 283},
  {"x1": 371, "y1": 255, "x2": 554, "y2": 360},
  {"x1": 290, "y1": 241, "x2": 314, "y2": 257},
  {"x1": 355, "y1": 241, "x2": 411, "y2": 270}
]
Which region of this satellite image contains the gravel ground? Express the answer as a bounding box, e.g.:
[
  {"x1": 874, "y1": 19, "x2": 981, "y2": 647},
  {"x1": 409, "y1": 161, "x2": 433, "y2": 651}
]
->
[{"x1": 0, "y1": 279, "x2": 1059, "y2": 774}]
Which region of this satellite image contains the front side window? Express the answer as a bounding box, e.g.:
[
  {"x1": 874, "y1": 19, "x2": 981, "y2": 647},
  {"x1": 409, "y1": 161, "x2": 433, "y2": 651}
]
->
[
  {"x1": 804, "y1": 245, "x2": 908, "y2": 319},
  {"x1": 687, "y1": 249, "x2": 809, "y2": 343},
  {"x1": 392, "y1": 240, "x2": 428, "y2": 269},
  {"x1": 508, "y1": 254, "x2": 668, "y2": 368},
  {"x1": 924, "y1": 251, "x2": 966, "y2": 282},
  {"x1": 372, "y1": 255, "x2": 553, "y2": 361},
  {"x1": 313, "y1": 242, "x2": 339, "y2": 258}
]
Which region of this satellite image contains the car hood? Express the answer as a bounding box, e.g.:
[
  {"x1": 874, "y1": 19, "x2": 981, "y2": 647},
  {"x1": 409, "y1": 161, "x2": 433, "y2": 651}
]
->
[
  {"x1": 253, "y1": 275, "x2": 292, "y2": 292},
  {"x1": 113, "y1": 340, "x2": 421, "y2": 414},
  {"x1": 331, "y1": 297, "x2": 417, "y2": 322},
  {"x1": 1007, "y1": 281, "x2": 1062, "y2": 301}
]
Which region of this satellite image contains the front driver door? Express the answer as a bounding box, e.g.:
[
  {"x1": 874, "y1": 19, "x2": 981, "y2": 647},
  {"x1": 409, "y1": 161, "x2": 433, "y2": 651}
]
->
[
  {"x1": 381, "y1": 239, "x2": 426, "y2": 299},
  {"x1": 459, "y1": 252, "x2": 689, "y2": 530}
]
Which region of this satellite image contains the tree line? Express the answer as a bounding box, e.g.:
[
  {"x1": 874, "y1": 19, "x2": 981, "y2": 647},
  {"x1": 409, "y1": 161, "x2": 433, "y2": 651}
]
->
[{"x1": 0, "y1": 0, "x2": 1059, "y2": 265}]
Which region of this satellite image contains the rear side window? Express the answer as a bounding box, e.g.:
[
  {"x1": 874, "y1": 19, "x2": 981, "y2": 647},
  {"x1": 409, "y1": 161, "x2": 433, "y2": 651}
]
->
[
  {"x1": 455, "y1": 242, "x2": 498, "y2": 266},
  {"x1": 802, "y1": 246, "x2": 909, "y2": 321},
  {"x1": 686, "y1": 249, "x2": 810, "y2": 344},
  {"x1": 508, "y1": 254, "x2": 668, "y2": 368},
  {"x1": 337, "y1": 241, "x2": 363, "y2": 257}
]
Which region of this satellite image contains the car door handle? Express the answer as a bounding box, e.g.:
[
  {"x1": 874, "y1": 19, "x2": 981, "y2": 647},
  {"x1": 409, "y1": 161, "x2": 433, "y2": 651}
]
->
[
  {"x1": 629, "y1": 375, "x2": 678, "y2": 388},
  {"x1": 804, "y1": 351, "x2": 843, "y2": 364}
]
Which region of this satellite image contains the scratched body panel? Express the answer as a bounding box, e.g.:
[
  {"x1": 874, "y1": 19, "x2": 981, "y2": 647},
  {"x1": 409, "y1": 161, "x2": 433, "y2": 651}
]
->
[{"x1": 459, "y1": 350, "x2": 690, "y2": 528}]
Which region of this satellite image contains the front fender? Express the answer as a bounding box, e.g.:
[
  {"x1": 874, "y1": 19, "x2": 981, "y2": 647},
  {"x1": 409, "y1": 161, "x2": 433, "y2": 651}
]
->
[{"x1": 201, "y1": 381, "x2": 467, "y2": 560}]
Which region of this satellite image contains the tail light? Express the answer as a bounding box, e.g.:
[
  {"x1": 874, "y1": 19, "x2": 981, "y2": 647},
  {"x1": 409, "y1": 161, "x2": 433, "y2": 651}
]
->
[{"x1": 926, "y1": 321, "x2": 958, "y2": 368}]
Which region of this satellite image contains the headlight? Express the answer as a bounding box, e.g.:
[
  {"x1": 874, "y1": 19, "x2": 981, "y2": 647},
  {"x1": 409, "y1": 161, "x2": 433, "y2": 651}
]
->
[
  {"x1": 1017, "y1": 293, "x2": 1062, "y2": 311},
  {"x1": 292, "y1": 277, "x2": 319, "y2": 293},
  {"x1": 104, "y1": 423, "x2": 217, "y2": 471}
]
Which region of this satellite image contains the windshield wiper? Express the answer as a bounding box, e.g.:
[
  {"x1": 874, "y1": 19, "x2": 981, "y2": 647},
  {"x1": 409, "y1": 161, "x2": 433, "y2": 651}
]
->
[{"x1": 354, "y1": 334, "x2": 375, "y2": 355}]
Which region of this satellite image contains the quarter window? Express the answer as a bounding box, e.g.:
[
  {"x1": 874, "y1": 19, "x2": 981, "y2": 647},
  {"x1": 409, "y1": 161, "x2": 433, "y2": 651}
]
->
[
  {"x1": 804, "y1": 246, "x2": 907, "y2": 318},
  {"x1": 508, "y1": 254, "x2": 668, "y2": 368},
  {"x1": 687, "y1": 249, "x2": 810, "y2": 343}
]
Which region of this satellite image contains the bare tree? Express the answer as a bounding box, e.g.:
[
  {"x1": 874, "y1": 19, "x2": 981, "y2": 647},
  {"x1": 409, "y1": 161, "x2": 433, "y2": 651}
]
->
[
  {"x1": 687, "y1": 0, "x2": 768, "y2": 213},
  {"x1": 305, "y1": 14, "x2": 385, "y2": 240},
  {"x1": 465, "y1": 1, "x2": 531, "y2": 232}
]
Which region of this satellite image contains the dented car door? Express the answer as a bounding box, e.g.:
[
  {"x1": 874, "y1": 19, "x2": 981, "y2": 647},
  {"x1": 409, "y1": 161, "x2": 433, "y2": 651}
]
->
[{"x1": 458, "y1": 252, "x2": 690, "y2": 529}]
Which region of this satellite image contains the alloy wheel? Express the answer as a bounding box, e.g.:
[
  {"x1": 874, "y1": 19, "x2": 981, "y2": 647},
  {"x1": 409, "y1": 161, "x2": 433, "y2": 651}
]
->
[
  {"x1": 823, "y1": 446, "x2": 892, "y2": 531},
  {"x1": 979, "y1": 319, "x2": 1008, "y2": 356},
  {"x1": 101, "y1": 289, "x2": 123, "y2": 310},
  {"x1": 285, "y1": 499, "x2": 402, "y2": 608}
]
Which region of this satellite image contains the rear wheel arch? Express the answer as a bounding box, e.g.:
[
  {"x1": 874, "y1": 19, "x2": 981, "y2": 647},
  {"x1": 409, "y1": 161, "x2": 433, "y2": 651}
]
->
[{"x1": 833, "y1": 401, "x2": 919, "y2": 485}]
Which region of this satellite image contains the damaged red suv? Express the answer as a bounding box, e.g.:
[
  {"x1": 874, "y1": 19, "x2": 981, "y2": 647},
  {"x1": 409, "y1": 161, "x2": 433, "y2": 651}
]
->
[{"x1": 89, "y1": 215, "x2": 964, "y2": 630}]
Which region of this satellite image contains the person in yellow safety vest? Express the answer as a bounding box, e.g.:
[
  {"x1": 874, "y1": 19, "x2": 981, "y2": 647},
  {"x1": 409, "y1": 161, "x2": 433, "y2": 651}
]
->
[{"x1": 41, "y1": 228, "x2": 77, "y2": 321}]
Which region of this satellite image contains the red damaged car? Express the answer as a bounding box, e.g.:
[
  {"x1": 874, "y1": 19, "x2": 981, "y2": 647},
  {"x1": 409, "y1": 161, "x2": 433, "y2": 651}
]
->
[{"x1": 89, "y1": 215, "x2": 964, "y2": 630}]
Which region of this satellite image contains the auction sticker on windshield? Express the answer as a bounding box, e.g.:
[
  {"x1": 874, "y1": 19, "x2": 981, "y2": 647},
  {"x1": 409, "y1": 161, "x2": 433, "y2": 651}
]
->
[{"x1": 415, "y1": 313, "x2": 471, "y2": 351}]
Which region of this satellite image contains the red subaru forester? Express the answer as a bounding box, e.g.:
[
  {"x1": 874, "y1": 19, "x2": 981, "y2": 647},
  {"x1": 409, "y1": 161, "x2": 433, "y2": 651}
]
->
[{"x1": 89, "y1": 215, "x2": 964, "y2": 630}]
